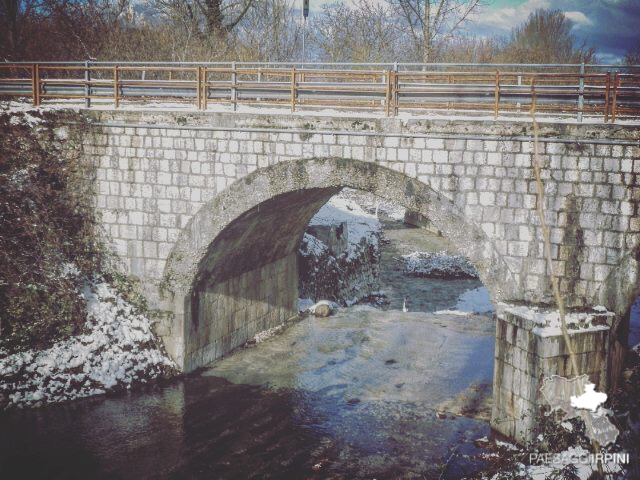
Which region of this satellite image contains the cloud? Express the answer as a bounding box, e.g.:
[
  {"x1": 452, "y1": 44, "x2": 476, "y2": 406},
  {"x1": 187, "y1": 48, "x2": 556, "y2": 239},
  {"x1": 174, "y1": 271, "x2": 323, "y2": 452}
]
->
[
  {"x1": 563, "y1": 11, "x2": 592, "y2": 27},
  {"x1": 467, "y1": 0, "x2": 640, "y2": 61},
  {"x1": 469, "y1": 0, "x2": 551, "y2": 32}
]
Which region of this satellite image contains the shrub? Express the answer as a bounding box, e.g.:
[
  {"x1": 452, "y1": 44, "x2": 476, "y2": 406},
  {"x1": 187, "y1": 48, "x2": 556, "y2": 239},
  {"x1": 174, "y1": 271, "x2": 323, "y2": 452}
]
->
[{"x1": 0, "y1": 112, "x2": 102, "y2": 353}]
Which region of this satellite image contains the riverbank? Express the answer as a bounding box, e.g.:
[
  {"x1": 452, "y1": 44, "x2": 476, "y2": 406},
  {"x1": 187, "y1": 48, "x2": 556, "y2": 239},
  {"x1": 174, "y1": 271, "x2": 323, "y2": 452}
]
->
[{"x1": 0, "y1": 277, "x2": 176, "y2": 409}]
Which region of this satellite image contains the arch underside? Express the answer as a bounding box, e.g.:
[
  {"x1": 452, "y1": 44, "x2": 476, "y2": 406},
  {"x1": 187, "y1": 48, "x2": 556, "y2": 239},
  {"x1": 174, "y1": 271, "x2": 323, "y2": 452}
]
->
[{"x1": 163, "y1": 157, "x2": 519, "y2": 370}]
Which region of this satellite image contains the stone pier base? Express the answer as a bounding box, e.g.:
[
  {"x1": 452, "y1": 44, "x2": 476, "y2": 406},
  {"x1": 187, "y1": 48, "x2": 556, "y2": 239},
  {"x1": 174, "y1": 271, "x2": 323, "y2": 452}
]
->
[{"x1": 490, "y1": 306, "x2": 614, "y2": 445}]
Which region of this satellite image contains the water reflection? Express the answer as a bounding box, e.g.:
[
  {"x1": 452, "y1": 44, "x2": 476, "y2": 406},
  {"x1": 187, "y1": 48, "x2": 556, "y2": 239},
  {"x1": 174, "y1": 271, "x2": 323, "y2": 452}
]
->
[
  {"x1": 0, "y1": 220, "x2": 499, "y2": 479},
  {"x1": 630, "y1": 296, "x2": 640, "y2": 347},
  {"x1": 0, "y1": 308, "x2": 495, "y2": 479}
]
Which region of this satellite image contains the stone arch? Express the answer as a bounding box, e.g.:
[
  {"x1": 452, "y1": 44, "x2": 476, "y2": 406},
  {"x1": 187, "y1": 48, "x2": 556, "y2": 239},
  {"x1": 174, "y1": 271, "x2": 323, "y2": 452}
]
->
[{"x1": 162, "y1": 157, "x2": 517, "y2": 370}]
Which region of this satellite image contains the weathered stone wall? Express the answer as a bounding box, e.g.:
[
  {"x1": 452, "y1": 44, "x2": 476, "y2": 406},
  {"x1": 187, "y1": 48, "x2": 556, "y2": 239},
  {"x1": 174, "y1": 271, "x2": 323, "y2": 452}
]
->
[
  {"x1": 491, "y1": 308, "x2": 613, "y2": 444},
  {"x1": 78, "y1": 110, "x2": 640, "y2": 322},
  {"x1": 185, "y1": 252, "x2": 297, "y2": 371}
]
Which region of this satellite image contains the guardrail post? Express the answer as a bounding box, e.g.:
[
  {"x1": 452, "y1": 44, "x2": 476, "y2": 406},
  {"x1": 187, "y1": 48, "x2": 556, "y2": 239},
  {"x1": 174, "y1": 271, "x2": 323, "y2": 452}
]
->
[
  {"x1": 604, "y1": 71, "x2": 610, "y2": 123},
  {"x1": 393, "y1": 62, "x2": 398, "y2": 116},
  {"x1": 385, "y1": 70, "x2": 392, "y2": 116},
  {"x1": 290, "y1": 67, "x2": 296, "y2": 112},
  {"x1": 85, "y1": 60, "x2": 91, "y2": 108},
  {"x1": 202, "y1": 66, "x2": 208, "y2": 111},
  {"x1": 113, "y1": 65, "x2": 119, "y2": 108},
  {"x1": 31, "y1": 64, "x2": 38, "y2": 106},
  {"x1": 517, "y1": 74, "x2": 522, "y2": 113},
  {"x1": 577, "y1": 63, "x2": 584, "y2": 123},
  {"x1": 530, "y1": 77, "x2": 537, "y2": 115},
  {"x1": 196, "y1": 66, "x2": 202, "y2": 110},
  {"x1": 494, "y1": 70, "x2": 501, "y2": 119},
  {"x1": 611, "y1": 72, "x2": 619, "y2": 123},
  {"x1": 231, "y1": 62, "x2": 237, "y2": 111}
]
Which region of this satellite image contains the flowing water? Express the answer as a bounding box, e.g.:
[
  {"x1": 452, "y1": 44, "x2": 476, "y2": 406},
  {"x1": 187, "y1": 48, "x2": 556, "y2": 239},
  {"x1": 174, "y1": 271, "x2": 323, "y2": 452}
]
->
[{"x1": 0, "y1": 221, "x2": 499, "y2": 479}]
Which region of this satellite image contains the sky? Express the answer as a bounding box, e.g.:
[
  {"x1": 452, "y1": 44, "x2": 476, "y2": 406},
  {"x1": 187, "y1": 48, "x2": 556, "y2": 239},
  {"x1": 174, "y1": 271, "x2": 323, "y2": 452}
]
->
[{"x1": 308, "y1": 0, "x2": 640, "y2": 63}]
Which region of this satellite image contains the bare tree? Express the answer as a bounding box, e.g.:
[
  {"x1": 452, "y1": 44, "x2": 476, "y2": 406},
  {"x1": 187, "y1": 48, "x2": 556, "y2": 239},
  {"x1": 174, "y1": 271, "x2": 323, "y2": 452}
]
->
[
  {"x1": 1, "y1": 0, "x2": 132, "y2": 60},
  {"x1": 312, "y1": 0, "x2": 406, "y2": 63},
  {"x1": 501, "y1": 9, "x2": 595, "y2": 64},
  {"x1": 233, "y1": 0, "x2": 301, "y2": 61},
  {"x1": 153, "y1": 0, "x2": 254, "y2": 38},
  {"x1": 0, "y1": 0, "x2": 43, "y2": 59},
  {"x1": 624, "y1": 44, "x2": 640, "y2": 65},
  {"x1": 389, "y1": 0, "x2": 483, "y2": 63},
  {"x1": 439, "y1": 35, "x2": 504, "y2": 63}
]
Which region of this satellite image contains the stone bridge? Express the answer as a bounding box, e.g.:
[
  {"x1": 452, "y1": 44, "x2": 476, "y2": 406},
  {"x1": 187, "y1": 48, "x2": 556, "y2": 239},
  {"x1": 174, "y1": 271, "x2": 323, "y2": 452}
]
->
[{"x1": 43, "y1": 108, "x2": 639, "y2": 442}]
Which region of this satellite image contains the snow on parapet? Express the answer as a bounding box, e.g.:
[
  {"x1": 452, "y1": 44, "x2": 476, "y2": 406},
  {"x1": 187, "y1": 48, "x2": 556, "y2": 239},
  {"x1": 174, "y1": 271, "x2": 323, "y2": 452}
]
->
[
  {"x1": 500, "y1": 304, "x2": 614, "y2": 337},
  {"x1": 1, "y1": 100, "x2": 79, "y2": 116},
  {"x1": 5, "y1": 99, "x2": 638, "y2": 125}
]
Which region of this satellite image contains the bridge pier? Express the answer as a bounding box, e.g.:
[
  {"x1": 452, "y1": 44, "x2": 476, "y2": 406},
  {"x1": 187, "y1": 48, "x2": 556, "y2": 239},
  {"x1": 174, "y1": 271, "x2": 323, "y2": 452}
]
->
[{"x1": 491, "y1": 306, "x2": 615, "y2": 444}]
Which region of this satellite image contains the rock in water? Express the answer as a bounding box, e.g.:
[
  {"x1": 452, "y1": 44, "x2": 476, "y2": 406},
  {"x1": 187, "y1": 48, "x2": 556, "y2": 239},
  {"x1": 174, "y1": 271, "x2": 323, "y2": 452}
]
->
[{"x1": 314, "y1": 304, "x2": 332, "y2": 317}]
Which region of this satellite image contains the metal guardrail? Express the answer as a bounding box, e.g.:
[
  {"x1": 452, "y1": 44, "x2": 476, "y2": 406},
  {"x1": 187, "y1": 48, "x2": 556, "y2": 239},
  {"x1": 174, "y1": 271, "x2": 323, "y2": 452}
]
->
[{"x1": 1, "y1": 62, "x2": 639, "y2": 121}]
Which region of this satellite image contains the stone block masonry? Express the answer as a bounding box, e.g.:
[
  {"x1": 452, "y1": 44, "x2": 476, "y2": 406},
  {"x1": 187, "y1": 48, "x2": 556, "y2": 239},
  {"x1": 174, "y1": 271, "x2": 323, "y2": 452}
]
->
[
  {"x1": 491, "y1": 307, "x2": 613, "y2": 444},
  {"x1": 79, "y1": 110, "x2": 640, "y2": 323},
  {"x1": 186, "y1": 252, "x2": 298, "y2": 371}
]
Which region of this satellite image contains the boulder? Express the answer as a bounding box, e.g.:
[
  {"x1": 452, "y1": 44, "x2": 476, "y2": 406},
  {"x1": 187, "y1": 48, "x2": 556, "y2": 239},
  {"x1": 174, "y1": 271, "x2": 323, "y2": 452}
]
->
[{"x1": 313, "y1": 304, "x2": 332, "y2": 318}]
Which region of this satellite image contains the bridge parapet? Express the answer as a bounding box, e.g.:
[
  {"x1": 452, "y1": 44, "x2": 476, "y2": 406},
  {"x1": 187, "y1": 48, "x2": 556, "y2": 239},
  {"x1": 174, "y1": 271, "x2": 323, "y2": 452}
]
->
[{"x1": 2, "y1": 62, "x2": 640, "y2": 121}]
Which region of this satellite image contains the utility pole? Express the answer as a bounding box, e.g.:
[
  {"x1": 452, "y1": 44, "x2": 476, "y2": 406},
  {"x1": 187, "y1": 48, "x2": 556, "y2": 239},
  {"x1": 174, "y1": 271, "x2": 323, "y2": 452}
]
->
[{"x1": 302, "y1": 0, "x2": 309, "y2": 63}]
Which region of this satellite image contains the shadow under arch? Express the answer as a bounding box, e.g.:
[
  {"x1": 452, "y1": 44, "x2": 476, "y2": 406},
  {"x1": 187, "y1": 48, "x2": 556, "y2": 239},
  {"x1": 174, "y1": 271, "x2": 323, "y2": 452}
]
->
[
  {"x1": 162, "y1": 157, "x2": 518, "y2": 371},
  {"x1": 597, "y1": 245, "x2": 640, "y2": 390}
]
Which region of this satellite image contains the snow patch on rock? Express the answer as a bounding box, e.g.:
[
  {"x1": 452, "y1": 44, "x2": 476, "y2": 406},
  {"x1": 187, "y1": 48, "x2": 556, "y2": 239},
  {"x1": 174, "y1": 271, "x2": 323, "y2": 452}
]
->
[
  {"x1": 0, "y1": 278, "x2": 175, "y2": 409},
  {"x1": 252, "y1": 324, "x2": 286, "y2": 344},
  {"x1": 402, "y1": 251, "x2": 479, "y2": 279}
]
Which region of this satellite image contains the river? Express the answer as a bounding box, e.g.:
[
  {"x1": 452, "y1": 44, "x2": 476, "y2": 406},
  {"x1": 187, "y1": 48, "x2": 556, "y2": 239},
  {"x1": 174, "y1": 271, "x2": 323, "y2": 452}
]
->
[{"x1": 0, "y1": 218, "x2": 506, "y2": 479}]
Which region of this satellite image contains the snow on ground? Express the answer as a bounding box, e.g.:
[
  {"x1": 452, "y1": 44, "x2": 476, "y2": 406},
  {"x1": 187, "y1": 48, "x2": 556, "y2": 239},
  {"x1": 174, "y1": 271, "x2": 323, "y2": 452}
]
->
[
  {"x1": 336, "y1": 188, "x2": 406, "y2": 221},
  {"x1": 401, "y1": 250, "x2": 479, "y2": 279},
  {"x1": 500, "y1": 304, "x2": 614, "y2": 337},
  {"x1": 0, "y1": 278, "x2": 175, "y2": 409},
  {"x1": 307, "y1": 193, "x2": 381, "y2": 260}
]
